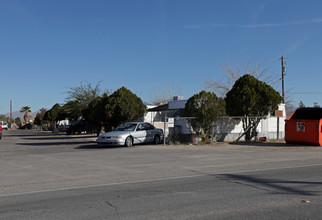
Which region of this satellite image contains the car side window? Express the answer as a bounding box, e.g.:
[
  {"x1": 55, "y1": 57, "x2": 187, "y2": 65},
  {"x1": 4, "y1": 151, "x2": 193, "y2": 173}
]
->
[
  {"x1": 144, "y1": 123, "x2": 154, "y2": 130},
  {"x1": 137, "y1": 124, "x2": 144, "y2": 131}
]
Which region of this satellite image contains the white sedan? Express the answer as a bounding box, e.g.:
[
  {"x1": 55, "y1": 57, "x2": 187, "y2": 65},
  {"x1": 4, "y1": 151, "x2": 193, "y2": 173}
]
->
[{"x1": 96, "y1": 122, "x2": 164, "y2": 147}]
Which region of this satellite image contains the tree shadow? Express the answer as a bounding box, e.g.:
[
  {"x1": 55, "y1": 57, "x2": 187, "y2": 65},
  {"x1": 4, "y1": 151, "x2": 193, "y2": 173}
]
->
[
  {"x1": 4, "y1": 134, "x2": 54, "y2": 137},
  {"x1": 228, "y1": 142, "x2": 319, "y2": 148},
  {"x1": 216, "y1": 174, "x2": 322, "y2": 196},
  {"x1": 22, "y1": 135, "x2": 96, "y2": 141},
  {"x1": 16, "y1": 141, "x2": 95, "y2": 146},
  {"x1": 4, "y1": 131, "x2": 63, "y2": 138},
  {"x1": 75, "y1": 144, "x2": 127, "y2": 149}
]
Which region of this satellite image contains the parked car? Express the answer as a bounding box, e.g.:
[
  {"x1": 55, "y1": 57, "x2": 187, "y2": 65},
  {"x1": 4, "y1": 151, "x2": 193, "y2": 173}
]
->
[
  {"x1": 96, "y1": 122, "x2": 164, "y2": 147},
  {"x1": 0, "y1": 122, "x2": 2, "y2": 139},
  {"x1": 65, "y1": 120, "x2": 95, "y2": 135},
  {"x1": 0, "y1": 121, "x2": 8, "y2": 130}
]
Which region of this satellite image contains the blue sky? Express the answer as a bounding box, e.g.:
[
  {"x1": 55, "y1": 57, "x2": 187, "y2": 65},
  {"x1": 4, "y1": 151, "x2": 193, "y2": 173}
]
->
[{"x1": 1, "y1": 0, "x2": 322, "y2": 114}]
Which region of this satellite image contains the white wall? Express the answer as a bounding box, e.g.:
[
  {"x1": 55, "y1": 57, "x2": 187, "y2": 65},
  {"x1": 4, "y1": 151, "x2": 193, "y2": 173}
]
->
[{"x1": 144, "y1": 102, "x2": 286, "y2": 142}]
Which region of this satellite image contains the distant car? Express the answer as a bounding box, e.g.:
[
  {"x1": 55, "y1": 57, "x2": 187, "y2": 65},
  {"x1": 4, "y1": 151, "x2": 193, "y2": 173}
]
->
[
  {"x1": 0, "y1": 122, "x2": 2, "y2": 139},
  {"x1": 96, "y1": 122, "x2": 164, "y2": 147},
  {"x1": 0, "y1": 121, "x2": 8, "y2": 130}
]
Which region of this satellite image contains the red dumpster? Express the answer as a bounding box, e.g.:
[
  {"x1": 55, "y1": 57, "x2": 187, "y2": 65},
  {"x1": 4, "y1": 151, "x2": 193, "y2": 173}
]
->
[{"x1": 285, "y1": 108, "x2": 322, "y2": 146}]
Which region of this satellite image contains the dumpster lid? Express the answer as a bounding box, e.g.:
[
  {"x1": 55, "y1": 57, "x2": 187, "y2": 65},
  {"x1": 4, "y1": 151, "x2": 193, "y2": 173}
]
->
[{"x1": 290, "y1": 108, "x2": 322, "y2": 120}]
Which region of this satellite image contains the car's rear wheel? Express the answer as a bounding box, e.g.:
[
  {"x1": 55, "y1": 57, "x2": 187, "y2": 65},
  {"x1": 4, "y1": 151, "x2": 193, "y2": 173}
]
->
[
  {"x1": 153, "y1": 135, "x2": 160, "y2": 145},
  {"x1": 125, "y1": 136, "x2": 133, "y2": 147}
]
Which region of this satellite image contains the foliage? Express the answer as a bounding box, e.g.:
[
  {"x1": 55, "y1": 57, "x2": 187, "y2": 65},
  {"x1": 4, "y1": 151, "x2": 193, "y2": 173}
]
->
[
  {"x1": 185, "y1": 90, "x2": 226, "y2": 143},
  {"x1": 225, "y1": 74, "x2": 282, "y2": 141},
  {"x1": 82, "y1": 93, "x2": 109, "y2": 135},
  {"x1": 15, "y1": 117, "x2": 21, "y2": 126},
  {"x1": 43, "y1": 104, "x2": 65, "y2": 127},
  {"x1": 82, "y1": 88, "x2": 146, "y2": 134},
  {"x1": 20, "y1": 106, "x2": 31, "y2": 125},
  {"x1": 104, "y1": 87, "x2": 146, "y2": 130},
  {"x1": 34, "y1": 108, "x2": 48, "y2": 125},
  {"x1": 61, "y1": 101, "x2": 83, "y2": 122}
]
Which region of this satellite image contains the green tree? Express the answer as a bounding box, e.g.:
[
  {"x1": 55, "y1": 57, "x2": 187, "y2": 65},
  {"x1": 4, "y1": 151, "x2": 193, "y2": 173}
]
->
[
  {"x1": 185, "y1": 90, "x2": 226, "y2": 143},
  {"x1": 104, "y1": 87, "x2": 146, "y2": 130},
  {"x1": 82, "y1": 93, "x2": 109, "y2": 136},
  {"x1": 61, "y1": 101, "x2": 83, "y2": 122},
  {"x1": 20, "y1": 106, "x2": 31, "y2": 125},
  {"x1": 34, "y1": 108, "x2": 48, "y2": 126},
  {"x1": 15, "y1": 117, "x2": 21, "y2": 126},
  {"x1": 225, "y1": 74, "x2": 282, "y2": 141},
  {"x1": 44, "y1": 104, "x2": 64, "y2": 128}
]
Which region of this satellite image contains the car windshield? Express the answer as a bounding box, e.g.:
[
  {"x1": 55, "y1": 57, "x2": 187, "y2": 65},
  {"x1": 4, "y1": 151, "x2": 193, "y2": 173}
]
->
[{"x1": 114, "y1": 123, "x2": 137, "y2": 131}]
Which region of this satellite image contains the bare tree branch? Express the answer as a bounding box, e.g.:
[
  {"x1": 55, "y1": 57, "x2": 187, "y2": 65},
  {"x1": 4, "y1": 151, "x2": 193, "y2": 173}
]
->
[
  {"x1": 205, "y1": 61, "x2": 277, "y2": 97},
  {"x1": 150, "y1": 82, "x2": 182, "y2": 105},
  {"x1": 65, "y1": 81, "x2": 108, "y2": 108}
]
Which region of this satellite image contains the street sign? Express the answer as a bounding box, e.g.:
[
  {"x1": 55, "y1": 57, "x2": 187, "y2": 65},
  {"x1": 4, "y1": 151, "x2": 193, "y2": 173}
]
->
[
  {"x1": 168, "y1": 118, "x2": 174, "y2": 127},
  {"x1": 275, "y1": 110, "x2": 283, "y2": 117}
]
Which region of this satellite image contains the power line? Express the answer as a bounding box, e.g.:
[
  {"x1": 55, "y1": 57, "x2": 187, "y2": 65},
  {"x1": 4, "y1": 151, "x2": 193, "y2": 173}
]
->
[
  {"x1": 288, "y1": 92, "x2": 322, "y2": 94},
  {"x1": 286, "y1": 70, "x2": 322, "y2": 74}
]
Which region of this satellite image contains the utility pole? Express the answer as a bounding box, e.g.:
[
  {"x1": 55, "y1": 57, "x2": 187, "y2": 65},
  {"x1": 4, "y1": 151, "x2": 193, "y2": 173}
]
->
[
  {"x1": 281, "y1": 56, "x2": 286, "y2": 103},
  {"x1": 10, "y1": 100, "x2": 12, "y2": 124}
]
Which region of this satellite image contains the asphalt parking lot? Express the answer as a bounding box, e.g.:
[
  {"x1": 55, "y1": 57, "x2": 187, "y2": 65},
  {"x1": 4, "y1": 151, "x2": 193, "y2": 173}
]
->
[
  {"x1": 2, "y1": 129, "x2": 322, "y2": 219},
  {"x1": 1, "y1": 129, "x2": 322, "y2": 195}
]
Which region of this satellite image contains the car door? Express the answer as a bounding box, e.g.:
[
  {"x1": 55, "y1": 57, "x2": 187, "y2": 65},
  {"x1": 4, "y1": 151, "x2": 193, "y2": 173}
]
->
[
  {"x1": 147, "y1": 123, "x2": 156, "y2": 142},
  {"x1": 133, "y1": 123, "x2": 147, "y2": 144}
]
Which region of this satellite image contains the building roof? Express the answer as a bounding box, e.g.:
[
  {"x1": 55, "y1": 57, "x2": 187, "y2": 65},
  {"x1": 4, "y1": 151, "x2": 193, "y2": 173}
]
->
[{"x1": 147, "y1": 104, "x2": 169, "y2": 112}]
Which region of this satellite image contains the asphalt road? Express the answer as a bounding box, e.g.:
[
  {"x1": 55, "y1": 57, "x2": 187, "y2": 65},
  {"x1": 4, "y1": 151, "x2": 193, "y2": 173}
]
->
[{"x1": 1, "y1": 130, "x2": 322, "y2": 219}]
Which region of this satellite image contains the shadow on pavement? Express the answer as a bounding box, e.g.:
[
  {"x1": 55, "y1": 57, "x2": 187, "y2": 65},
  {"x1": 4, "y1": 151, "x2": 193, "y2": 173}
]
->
[
  {"x1": 76, "y1": 144, "x2": 127, "y2": 149},
  {"x1": 229, "y1": 142, "x2": 319, "y2": 147},
  {"x1": 16, "y1": 141, "x2": 95, "y2": 146},
  {"x1": 22, "y1": 135, "x2": 97, "y2": 141},
  {"x1": 216, "y1": 173, "x2": 322, "y2": 196}
]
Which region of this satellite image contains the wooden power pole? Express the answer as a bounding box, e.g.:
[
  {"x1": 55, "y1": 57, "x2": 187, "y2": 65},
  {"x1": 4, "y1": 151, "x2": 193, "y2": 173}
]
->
[{"x1": 281, "y1": 56, "x2": 286, "y2": 103}]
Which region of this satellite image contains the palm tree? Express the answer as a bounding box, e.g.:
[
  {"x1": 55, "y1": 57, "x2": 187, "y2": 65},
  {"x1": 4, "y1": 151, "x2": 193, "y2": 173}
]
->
[{"x1": 20, "y1": 106, "x2": 31, "y2": 125}]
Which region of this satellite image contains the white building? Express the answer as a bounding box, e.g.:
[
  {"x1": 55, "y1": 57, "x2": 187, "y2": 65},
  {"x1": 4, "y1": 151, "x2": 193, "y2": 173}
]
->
[{"x1": 146, "y1": 97, "x2": 286, "y2": 142}]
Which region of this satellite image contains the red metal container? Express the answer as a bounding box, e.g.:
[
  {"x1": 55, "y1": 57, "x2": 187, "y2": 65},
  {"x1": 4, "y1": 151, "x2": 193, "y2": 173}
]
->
[{"x1": 285, "y1": 108, "x2": 322, "y2": 146}]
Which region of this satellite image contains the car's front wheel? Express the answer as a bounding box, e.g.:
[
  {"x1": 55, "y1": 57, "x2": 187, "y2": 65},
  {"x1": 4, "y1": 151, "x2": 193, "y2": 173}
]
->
[
  {"x1": 125, "y1": 136, "x2": 133, "y2": 147},
  {"x1": 153, "y1": 135, "x2": 160, "y2": 145}
]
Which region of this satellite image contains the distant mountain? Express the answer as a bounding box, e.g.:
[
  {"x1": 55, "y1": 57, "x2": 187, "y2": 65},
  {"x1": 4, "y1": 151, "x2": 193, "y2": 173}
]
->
[
  {"x1": 143, "y1": 101, "x2": 152, "y2": 106},
  {"x1": 4, "y1": 110, "x2": 38, "y2": 118}
]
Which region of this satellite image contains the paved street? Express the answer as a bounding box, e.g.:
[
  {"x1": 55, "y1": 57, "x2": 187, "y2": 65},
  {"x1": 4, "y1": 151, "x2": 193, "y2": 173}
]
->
[{"x1": 1, "y1": 130, "x2": 322, "y2": 219}]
